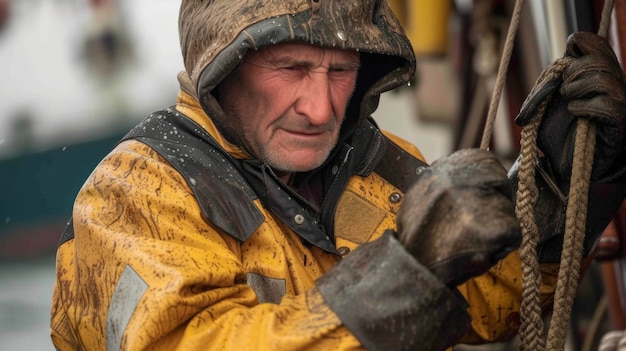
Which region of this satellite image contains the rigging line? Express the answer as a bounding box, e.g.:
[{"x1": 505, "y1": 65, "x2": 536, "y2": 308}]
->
[{"x1": 479, "y1": 0, "x2": 525, "y2": 150}]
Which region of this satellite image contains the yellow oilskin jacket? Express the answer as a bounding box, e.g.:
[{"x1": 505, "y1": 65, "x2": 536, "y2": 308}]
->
[{"x1": 51, "y1": 91, "x2": 559, "y2": 351}]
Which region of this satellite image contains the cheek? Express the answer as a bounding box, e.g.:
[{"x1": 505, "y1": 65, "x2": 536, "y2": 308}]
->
[
  {"x1": 254, "y1": 85, "x2": 297, "y2": 120},
  {"x1": 238, "y1": 90, "x2": 286, "y2": 139},
  {"x1": 331, "y1": 81, "x2": 357, "y2": 113}
]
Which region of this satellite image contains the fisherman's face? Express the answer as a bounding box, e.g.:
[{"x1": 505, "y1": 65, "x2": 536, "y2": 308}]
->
[{"x1": 219, "y1": 42, "x2": 360, "y2": 173}]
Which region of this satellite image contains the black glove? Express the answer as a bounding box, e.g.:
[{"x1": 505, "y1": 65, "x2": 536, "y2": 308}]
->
[
  {"x1": 396, "y1": 148, "x2": 522, "y2": 287},
  {"x1": 516, "y1": 31, "x2": 626, "y2": 183}
]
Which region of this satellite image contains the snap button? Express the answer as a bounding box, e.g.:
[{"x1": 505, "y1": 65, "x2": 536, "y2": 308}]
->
[
  {"x1": 338, "y1": 246, "x2": 351, "y2": 256},
  {"x1": 294, "y1": 214, "x2": 305, "y2": 225},
  {"x1": 389, "y1": 192, "x2": 402, "y2": 203}
]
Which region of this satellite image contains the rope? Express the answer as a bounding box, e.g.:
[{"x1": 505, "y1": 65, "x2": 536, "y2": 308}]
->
[
  {"x1": 546, "y1": 113, "x2": 596, "y2": 351},
  {"x1": 479, "y1": 0, "x2": 525, "y2": 150},
  {"x1": 598, "y1": 329, "x2": 626, "y2": 351},
  {"x1": 477, "y1": 0, "x2": 615, "y2": 350},
  {"x1": 516, "y1": 98, "x2": 546, "y2": 351},
  {"x1": 599, "y1": 0, "x2": 615, "y2": 37},
  {"x1": 545, "y1": 1, "x2": 613, "y2": 349},
  {"x1": 515, "y1": 57, "x2": 573, "y2": 351}
]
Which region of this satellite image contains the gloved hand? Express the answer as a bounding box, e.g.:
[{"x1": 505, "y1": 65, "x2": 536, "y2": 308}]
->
[
  {"x1": 516, "y1": 31, "x2": 626, "y2": 182},
  {"x1": 396, "y1": 148, "x2": 522, "y2": 287}
]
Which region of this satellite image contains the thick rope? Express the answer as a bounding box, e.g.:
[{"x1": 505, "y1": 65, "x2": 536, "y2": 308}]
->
[
  {"x1": 515, "y1": 57, "x2": 572, "y2": 351},
  {"x1": 516, "y1": 99, "x2": 546, "y2": 351},
  {"x1": 545, "y1": 1, "x2": 613, "y2": 349},
  {"x1": 546, "y1": 119, "x2": 596, "y2": 351},
  {"x1": 478, "y1": 0, "x2": 615, "y2": 350}
]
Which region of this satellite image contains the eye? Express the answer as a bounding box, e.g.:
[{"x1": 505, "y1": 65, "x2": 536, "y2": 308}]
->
[
  {"x1": 329, "y1": 67, "x2": 358, "y2": 83},
  {"x1": 281, "y1": 64, "x2": 306, "y2": 72},
  {"x1": 276, "y1": 64, "x2": 308, "y2": 79},
  {"x1": 330, "y1": 67, "x2": 355, "y2": 75}
]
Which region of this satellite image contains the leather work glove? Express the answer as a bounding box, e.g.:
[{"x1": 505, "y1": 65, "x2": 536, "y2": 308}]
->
[
  {"x1": 316, "y1": 149, "x2": 520, "y2": 350},
  {"x1": 510, "y1": 32, "x2": 626, "y2": 262},
  {"x1": 396, "y1": 148, "x2": 522, "y2": 287},
  {"x1": 516, "y1": 31, "x2": 626, "y2": 183}
]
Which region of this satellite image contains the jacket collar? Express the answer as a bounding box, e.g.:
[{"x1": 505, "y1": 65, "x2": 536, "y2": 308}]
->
[{"x1": 175, "y1": 89, "x2": 251, "y2": 160}]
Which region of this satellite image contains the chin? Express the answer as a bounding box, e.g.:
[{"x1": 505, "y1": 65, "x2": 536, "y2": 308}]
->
[
  {"x1": 264, "y1": 148, "x2": 332, "y2": 173},
  {"x1": 271, "y1": 157, "x2": 326, "y2": 173}
]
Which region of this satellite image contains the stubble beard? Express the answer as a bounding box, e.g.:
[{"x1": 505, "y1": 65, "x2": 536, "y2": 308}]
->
[{"x1": 257, "y1": 136, "x2": 337, "y2": 173}]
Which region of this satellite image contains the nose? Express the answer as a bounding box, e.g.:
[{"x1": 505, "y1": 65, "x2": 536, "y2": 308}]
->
[{"x1": 294, "y1": 72, "x2": 333, "y2": 126}]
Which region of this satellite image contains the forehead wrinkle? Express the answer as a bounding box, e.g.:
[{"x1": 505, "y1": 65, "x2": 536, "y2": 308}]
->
[{"x1": 250, "y1": 43, "x2": 360, "y2": 71}]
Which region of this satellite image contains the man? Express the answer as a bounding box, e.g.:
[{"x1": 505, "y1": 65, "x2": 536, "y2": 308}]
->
[{"x1": 50, "y1": 1, "x2": 626, "y2": 350}]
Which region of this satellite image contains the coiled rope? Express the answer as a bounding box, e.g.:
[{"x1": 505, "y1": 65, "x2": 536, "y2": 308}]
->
[
  {"x1": 598, "y1": 329, "x2": 626, "y2": 351},
  {"x1": 479, "y1": 1, "x2": 615, "y2": 350}
]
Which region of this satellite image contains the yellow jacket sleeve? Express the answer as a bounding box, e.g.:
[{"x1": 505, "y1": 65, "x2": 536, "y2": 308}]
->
[
  {"x1": 457, "y1": 253, "x2": 560, "y2": 343},
  {"x1": 50, "y1": 141, "x2": 361, "y2": 351}
]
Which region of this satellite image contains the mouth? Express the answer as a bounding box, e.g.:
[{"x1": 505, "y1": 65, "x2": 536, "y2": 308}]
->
[{"x1": 281, "y1": 128, "x2": 331, "y2": 139}]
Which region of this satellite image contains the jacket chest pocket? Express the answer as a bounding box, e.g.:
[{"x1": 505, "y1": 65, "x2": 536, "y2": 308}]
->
[{"x1": 333, "y1": 185, "x2": 399, "y2": 255}]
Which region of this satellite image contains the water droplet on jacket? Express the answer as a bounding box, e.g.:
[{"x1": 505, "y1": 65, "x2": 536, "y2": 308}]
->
[{"x1": 336, "y1": 30, "x2": 348, "y2": 42}]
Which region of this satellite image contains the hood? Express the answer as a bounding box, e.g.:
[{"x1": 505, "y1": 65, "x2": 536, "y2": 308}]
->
[{"x1": 178, "y1": 0, "x2": 416, "y2": 144}]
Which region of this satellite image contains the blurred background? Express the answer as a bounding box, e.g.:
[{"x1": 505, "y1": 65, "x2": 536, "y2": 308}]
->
[
  {"x1": 0, "y1": 0, "x2": 625, "y2": 350},
  {"x1": 0, "y1": 1, "x2": 181, "y2": 349}
]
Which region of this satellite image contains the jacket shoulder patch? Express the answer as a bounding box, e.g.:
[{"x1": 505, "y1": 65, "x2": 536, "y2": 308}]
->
[
  {"x1": 246, "y1": 272, "x2": 286, "y2": 304},
  {"x1": 121, "y1": 109, "x2": 265, "y2": 241}
]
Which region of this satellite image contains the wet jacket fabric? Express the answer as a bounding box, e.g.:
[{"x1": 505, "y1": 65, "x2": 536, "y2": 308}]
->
[
  {"x1": 51, "y1": 1, "x2": 561, "y2": 350},
  {"x1": 50, "y1": 92, "x2": 559, "y2": 351}
]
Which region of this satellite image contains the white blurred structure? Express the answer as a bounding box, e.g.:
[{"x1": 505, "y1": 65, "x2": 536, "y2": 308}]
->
[
  {"x1": 0, "y1": 0, "x2": 450, "y2": 161},
  {"x1": 0, "y1": 0, "x2": 183, "y2": 157}
]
